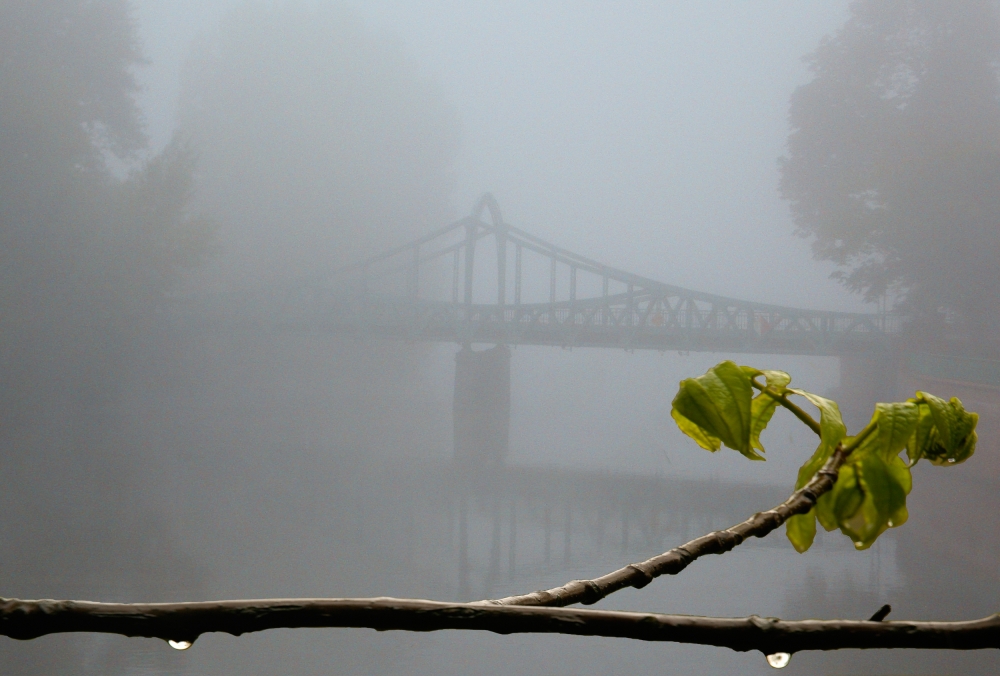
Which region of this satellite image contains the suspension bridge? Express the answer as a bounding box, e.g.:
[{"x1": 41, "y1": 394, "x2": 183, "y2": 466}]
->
[
  {"x1": 278, "y1": 194, "x2": 902, "y2": 356},
  {"x1": 178, "y1": 194, "x2": 911, "y2": 464}
]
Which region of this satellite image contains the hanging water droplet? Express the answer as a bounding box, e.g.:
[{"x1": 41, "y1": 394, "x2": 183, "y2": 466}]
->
[
  {"x1": 167, "y1": 640, "x2": 193, "y2": 651},
  {"x1": 766, "y1": 652, "x2": 791, "y2": 668}
]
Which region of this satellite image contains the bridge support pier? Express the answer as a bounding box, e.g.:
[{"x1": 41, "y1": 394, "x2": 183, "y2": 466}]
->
[{"x1": 453, "y1": 345, "x2": 511, "y2": 466}]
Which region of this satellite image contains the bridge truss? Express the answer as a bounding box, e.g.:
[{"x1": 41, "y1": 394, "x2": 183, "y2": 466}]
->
[{"x1": 280, "y1": 195, "x2": 903, "y2": 356}]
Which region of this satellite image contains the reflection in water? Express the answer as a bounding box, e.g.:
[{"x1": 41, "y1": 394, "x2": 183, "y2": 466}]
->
[
  {"x1": 2, "y1": 459, "x2": 998, "y2": 675},
  {"x1": 433, "y1": 463, "x2": 786, "y2": 600}
]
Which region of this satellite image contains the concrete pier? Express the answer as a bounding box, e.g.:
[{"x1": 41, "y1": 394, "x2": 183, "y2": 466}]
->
[{"x1": 453, "y1": 344, "x2": 511, "y2": 466}]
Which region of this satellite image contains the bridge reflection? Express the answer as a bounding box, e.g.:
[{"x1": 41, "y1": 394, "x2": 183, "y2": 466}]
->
[{"x1": 349, "y1": 459, "x2": 787, "y2": 600}]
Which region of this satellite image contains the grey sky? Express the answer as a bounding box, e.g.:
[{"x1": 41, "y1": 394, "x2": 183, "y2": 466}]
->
[{"x1": 134, "y1": 0, "x2": 859, "y2": 311}]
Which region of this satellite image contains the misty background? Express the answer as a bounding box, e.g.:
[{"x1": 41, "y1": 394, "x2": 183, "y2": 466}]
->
[{"x1": 2, "y1": 1, "x2": 998, "y2": 675}]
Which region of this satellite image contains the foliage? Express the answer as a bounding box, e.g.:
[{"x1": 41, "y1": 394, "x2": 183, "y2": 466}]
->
[
  {"x1": 0, "y1": 7, "x2": 212, "y2": 673},
  {"x1": 672, "y1": 360, "x2": 977, "y2": 553},
  {"x1": 0, "y1": 0, "x2": 145, "y2": 185},
  {"x1": 780, "y1": 0, "x2": 1000, "y2": 335},
  {"x1": 0, "y1": 0, "x2": 214, "y2": 422}
]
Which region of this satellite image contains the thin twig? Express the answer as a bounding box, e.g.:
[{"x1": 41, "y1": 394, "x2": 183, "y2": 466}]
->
[
  {"x1": 751, "y1": 379, "x2": 822, "y2": 437},
  {"x1": 869, "y1": 605, "x2": 892, "y2": 622},
  {"x1": 1, "y1": 596, "x2": 997, "y2": 654},
  {"x1": 487, "y1": 444, "x2": 849, "y2": 607}
]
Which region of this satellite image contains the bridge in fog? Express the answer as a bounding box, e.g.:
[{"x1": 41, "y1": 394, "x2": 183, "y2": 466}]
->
[
  {"x1": 279, "y1": 193, "x2": 903, "y2": 357},
  {"x1": 177, "y1": 194, "x2": 912, "y2": 465},
  {"x1": 355, "y1": 459, "x2": 791, "y2": 601}
]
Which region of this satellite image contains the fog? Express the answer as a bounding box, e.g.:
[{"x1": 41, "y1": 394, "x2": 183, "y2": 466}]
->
[
  {"x1": 2, "y1": 1, "x2": 998, "y2": 675},
  {"x1": 138, "y1": 0, "x2": 862, "y2": 309}
]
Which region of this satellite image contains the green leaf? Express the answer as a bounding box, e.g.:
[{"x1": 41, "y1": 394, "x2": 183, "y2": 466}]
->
[
  {"x1": 786, "y1": 510, "x2": 817, "y2": 553},
  {"x1": 670, "y1": 407, "x2": 721, "y2": 452},
  {"x1": 785, "y1": 398, "x2": 862, "y2": 553},
  {"x1": 794, "y1": 440, "x2": 832, "y2": 491},
  {"x1": 905, "y1": 402, "x2": 936, "y2": 465},
  {"x1": 797, "y1": 398, "x2": 917, "y2": 551},
  {"x1": 787, "y1": 388, "x2": 847, "y2": 453},
  {"x1": 873, "y1": 401, "x2": 919, "y2": 461},
  {"x1": 916, "y1": 392, "x2": 978, "y2": 466},
  {"x1": 671, "y1": 361, "x2": 759, "y2": 459},
  {"x1": 885, "y1": 454, "x2": 912, "y2": 528},
  {"x1": 827, "y1": 460, "x2": 864, "y2": 532},
  {"x1": 788, "y1": 388, "x2": 848, "y2": 537},
  {"x1": 812, "y1": 456, "x2": 861, "y2": 534},
  {"x1": 749, "y1": 370, "x2": 792, "y2": 454},
  {"x1": 830, "y1": 453, "x2": 912, "y2": 550}
]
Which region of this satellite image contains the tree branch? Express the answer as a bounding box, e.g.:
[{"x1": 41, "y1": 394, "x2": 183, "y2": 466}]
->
[
  {"x1": 1, "y1": 443, "x2": 990, "y2": 658},
  {"x1": 486, "y1": 444, "x2": 849, "y2": 607},
  {"x1": 2, "y1": 596, "x2": 998, "y2": 654}
]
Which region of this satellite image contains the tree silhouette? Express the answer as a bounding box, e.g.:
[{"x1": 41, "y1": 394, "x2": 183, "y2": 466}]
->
[
  {"x1": 0, "y1": 4, "x2": 211, "y2": 673},
  {"x1": 780, "y1": 0, "x2": 1000, "y2": 343}
]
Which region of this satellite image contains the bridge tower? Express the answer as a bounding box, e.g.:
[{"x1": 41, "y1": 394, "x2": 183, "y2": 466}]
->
[{"x1": 453, "y1": 195, "x2": 512, "y2": 466}]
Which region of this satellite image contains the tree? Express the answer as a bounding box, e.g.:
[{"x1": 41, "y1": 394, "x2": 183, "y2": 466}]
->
[
  {"x1": 0, "y1": 0, "x2": 214, "y2": 424},
  {"x1": 0, "y1": 0, "x2": 144, "y2": 187},
  {"x1": 1, "y1": 361, "x2": 989, "y2": 666},
  {"x1": 780, "y1": 0, "x2": 1000, "y2": 343},
  {"x1": 0, "y1": 4, "x2": 212, "y2": 673}
]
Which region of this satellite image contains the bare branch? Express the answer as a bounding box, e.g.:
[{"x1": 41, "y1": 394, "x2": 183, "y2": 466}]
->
[
  {"x1": 2, "y1": 596, "x2": 998, "y2": 655},
  {"x1": 487, "y1": 444, "x2": 848, "y2": 607}
]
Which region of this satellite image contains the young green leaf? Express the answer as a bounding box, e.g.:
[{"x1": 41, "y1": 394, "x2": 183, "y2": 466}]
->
[
  {"x1": 788, "y1": 389, "x2": 847, "y2": 502},
  {"x1": 785, "y1": 436, "x2": 839, "y2": 551},
  {"x1": 787, "y1": 389, "x2": 847, "y2": 455},
  {"x1": 794, "y1": 441, "x2": 832, "y2": 492},
  {"x1": 671, "y1": 361, "x2": 759, "y2": 459},
  {"x1": 670, "y1": 407, "x2": 721, "y2": 452},
  {"x1": 830, "y1": 453, "x2": 912, "y2": 550},
  {"x1": 785, "y1": 444, "x2": 832, "y2": 550},
  {"x1": 906, "y1": 402, "x2": 936, "y2": 465},
  {"x1": 786, "y1": 510, "x2": 817, "y2": 553},
  {"x1": 749, "y1": 370, "x2": 792, "y2": 454},
  {"x1": 827, "y1": 461, "x2": 864, "y2": 533},
  {"x1": 915, "y1": 393, "x2": 978, "y2": 466},
  {"x1": 872, "y1": 401, "x2": 919, "y2": 461},
  {"x1": 884, "y1": 454, "x2": 912, "y2": 528}
]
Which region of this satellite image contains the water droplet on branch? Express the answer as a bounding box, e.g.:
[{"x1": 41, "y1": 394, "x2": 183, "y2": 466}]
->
[
  {"x1": 167, "y1": 640, "x2": 193, "y2": 650},
  {"x1": 766, "y1": 652, "x2": 791, "y2": 668}
]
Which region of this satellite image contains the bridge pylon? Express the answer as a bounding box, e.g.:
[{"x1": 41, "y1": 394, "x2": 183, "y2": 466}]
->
[{"x1": 453, "y1": 343, "x2": 511, "y2": 466}]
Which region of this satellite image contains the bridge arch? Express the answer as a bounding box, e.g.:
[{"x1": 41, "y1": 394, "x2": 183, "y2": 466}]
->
[{"x1": 462, "y1": 192, "x2": 508, "y2": 309}]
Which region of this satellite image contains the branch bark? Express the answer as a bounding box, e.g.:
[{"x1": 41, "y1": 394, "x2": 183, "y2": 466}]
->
[
  {"x1": 2, "y1": 596, "x2": 998, "y2": 654},
  {"x1": 487, "y1": 444, "x2": 848, "y2": 607}
]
